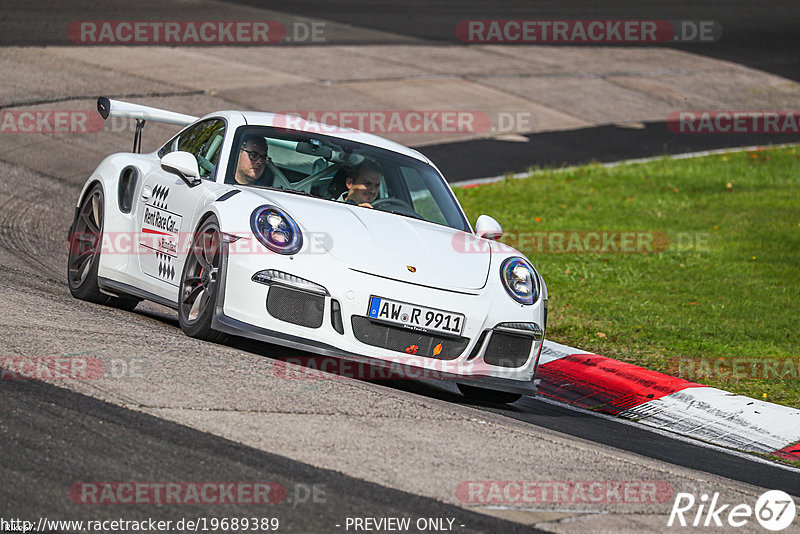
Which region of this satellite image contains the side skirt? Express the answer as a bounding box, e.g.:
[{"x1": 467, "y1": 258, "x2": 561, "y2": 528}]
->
[{"x1": 98, "y1": 277, "x2": 179, "y2": 310}]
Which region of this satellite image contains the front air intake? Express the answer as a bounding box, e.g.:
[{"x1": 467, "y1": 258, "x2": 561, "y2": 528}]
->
[
  {"x1": 483, "y1": 332, "x2": 533, "y2": 368},
  {"x1": 266, "y1": 285, "x2": 324, "y2": 328},
  {"x1": 351, "y1": 316, "x2": 468, "y2": 360}
]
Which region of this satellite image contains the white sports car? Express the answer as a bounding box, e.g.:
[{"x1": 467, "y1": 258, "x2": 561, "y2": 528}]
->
[{"x1": 67, "y1": 97, "x2": 548, "y2": 404}]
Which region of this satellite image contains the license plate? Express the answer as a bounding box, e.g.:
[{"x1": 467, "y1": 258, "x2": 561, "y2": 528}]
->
[{"x1": 368, "y1": 296, "x2": 465, "y2": 336}]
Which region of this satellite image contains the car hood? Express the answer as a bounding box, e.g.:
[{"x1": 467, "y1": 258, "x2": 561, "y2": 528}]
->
[{"x1": 250, "y1": 190, "x2": 490, "y2": 291}]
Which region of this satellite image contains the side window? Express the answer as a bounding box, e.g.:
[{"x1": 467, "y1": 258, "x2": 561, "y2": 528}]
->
[{"x1": 159, "y1": 119, "x2": 226, "y2": 179}]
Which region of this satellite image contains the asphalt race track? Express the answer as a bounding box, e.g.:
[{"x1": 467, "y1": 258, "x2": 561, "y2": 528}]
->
[
  {"x1": 242, "y1": 0, "x2": 800, "y2": 82},
  {"x1": 421, "y1": 124, "x2": 800, "y2": 183},
  {"x1": 246, "y1": 0, "x2": 800, "y2": 179},
  {"x1": 1, "y1": 378, "x2": 541, "y2": 533},
  {"x1": 3, "y1": 1, "x2": 800, "y2": 181},
  {"x1": 1, "y1": 1, "x2": 800, "y2": 532}
]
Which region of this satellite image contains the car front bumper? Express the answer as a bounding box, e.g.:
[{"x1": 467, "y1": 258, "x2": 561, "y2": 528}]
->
[{"x1": 215, "y1": 243, "x2": 546, "y2": 396}]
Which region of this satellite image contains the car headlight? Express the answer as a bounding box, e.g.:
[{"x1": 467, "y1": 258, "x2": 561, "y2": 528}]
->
[
  {"x1": 500, "y1": 257, "x2": 539, "y2": 305},
  {"x1": 250, "y1": 205, "x2": 303, "y2": 255}
]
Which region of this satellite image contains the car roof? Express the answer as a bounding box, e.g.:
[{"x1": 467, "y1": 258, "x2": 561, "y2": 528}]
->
[{"x1": 199, "y1": 110, "x2": 433, "y2": 165}]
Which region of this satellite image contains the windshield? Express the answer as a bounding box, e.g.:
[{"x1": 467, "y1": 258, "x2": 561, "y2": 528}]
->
[{"x1": 225, "y1": 126, "x2": 470, "y2": 232}]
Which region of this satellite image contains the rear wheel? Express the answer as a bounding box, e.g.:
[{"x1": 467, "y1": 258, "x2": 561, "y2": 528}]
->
[
  {"x1": 178, "y1": 217, "x2": 226, "y2": 342},
  {"x1": 67, "y1": 184, "x2": 140, "y2": 311},
  {"x1": 457, "y1": 383, "x2": 523, "y2": 405}
]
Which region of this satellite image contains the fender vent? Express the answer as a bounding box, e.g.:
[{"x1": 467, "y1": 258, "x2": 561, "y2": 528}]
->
[{"x1": 118, "y1": 167, "x2": 138, "y2": 214}]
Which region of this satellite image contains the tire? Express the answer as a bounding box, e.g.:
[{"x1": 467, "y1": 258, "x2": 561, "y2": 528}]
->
[
  {"x1": 178, "y1": 216, "x2": 226, "y2": 342},
  {"x1": 457, "y1": 383, "x2": 523, "y2": 405},
  {"x1": 67, "y1": 184, "x2": 140, "y2": 311}
]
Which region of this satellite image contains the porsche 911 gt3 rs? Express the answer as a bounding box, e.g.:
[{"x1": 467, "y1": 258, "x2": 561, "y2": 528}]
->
[{"x1": 67, "y1": 97, "x2": 548, "y2": 404}]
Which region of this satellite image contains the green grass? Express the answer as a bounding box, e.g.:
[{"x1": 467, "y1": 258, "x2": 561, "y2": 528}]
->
[{"x1": 454, "y1": 146, "x2": 800, "y2": 410}]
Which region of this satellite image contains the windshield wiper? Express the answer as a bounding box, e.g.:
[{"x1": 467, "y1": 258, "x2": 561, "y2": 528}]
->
[
  {"x1": 246, "y1": 185, "x2": 314, "y2": 197},
  {"x1": 274, "y1": 188, "x2": 314, "y2": 197}
]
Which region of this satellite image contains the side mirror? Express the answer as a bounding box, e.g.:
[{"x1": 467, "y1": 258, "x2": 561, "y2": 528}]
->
[
  {"x1": 475, "y1": 215, "x2": 503, "y2": 240},
  {"x1": 161, "y1": 151, "x2": 201, "y2": 187}
]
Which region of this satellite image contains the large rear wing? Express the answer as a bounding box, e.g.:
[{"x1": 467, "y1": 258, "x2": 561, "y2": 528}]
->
[{"x1": 97, "y1": 96, "x2": 199, "y2": 153}]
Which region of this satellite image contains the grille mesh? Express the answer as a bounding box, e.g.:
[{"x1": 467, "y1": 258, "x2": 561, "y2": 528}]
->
[
  {"x1": 483, "y1": 332, "x2": 533, "y2": 368},
  {"x1": 351, "y1": 316, "x2": 468, "y2": 360},
  {"x1": 266, "y1": 285, "x2": 324, "y2": 328}
]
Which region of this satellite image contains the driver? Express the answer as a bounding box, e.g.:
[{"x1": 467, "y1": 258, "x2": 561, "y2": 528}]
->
[
  {"x1": 339, "y1": 163, "x2": 382, "y2": 208},
  {"x1": 234, "y1": 134, "x2": 273, "y2": 186}
]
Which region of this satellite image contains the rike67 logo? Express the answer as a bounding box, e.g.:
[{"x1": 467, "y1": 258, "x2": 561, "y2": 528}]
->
[{"x1": 668, "y1": 490, "x2": 796, "y2": 531}]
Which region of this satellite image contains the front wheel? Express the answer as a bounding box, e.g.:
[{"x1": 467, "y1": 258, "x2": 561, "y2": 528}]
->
[
  {"x1": 178, "y1": 217, "x2": 226, "y2": 342},
  {"x1": 457, "y1": 383, "x2": 523, "y2": 405}
]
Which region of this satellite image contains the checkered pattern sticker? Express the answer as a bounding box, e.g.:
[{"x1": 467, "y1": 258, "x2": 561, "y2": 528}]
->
[
  {"x1": 151, "y1": 184, "x2": 169, "y2": 209},
  {"x1": 156, "y1": 251, "x2": 175, "y2": 281}
]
